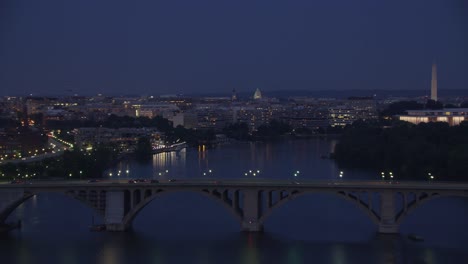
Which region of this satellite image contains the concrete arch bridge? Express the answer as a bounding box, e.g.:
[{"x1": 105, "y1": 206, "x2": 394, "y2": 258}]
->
[{"x1": 1, "y1": 180, "x2": 467, "y2": 233}]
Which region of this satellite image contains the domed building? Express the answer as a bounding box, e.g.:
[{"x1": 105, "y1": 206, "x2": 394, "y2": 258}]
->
[{"x1": 253, "y1": 88, "x2": 262, "y2": 100}]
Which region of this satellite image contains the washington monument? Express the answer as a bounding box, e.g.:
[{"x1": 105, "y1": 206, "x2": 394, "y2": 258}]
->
[{"x1": 431, "y1": 63, "x2": 437, "y2": 101}]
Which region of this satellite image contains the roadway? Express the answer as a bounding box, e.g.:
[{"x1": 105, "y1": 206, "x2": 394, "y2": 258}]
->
[
  {"x1": 0, "y1": 136, "x2": 70, "y2": 165},
  {"x1": 1, "y1": 178, "x2": 468, "y2": 191}
]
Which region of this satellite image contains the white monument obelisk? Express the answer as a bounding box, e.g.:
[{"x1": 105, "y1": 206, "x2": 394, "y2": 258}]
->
[{"x1": 431, "y1": 63, "x2": 437, "y2": 101}]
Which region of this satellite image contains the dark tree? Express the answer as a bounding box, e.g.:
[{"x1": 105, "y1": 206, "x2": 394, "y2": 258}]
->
[
  {"x1": 444, "y1": 104, "x2": 458, "y2": 108},
  {"x1": 134, "y1": 137, "x2": 153, "y2": 161},
  {"x1": 460, "y1": 101, "x2": 468, "y2": 108},
  {"x1": 425, "y1": 99, "x2": 443, "y2": 110},
  {"x1": 380, "y1": 101, "x2": 424, "y2": 116},
  {"x1": 223, "y1": 122, "x2": 250, "y2": 140},
  {"x1": 333, "y1": 120, "x2": 468, "y2": 181}
]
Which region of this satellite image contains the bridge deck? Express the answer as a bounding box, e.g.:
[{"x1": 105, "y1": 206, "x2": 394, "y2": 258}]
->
[{"x1": 1, "y1": 179, "x2": 468, "y2": 191}]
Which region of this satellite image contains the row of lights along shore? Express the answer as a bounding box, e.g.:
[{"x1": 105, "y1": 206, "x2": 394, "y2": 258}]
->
[{"x1": 108, "y1": 170, "x2": 130, "y2": 177}]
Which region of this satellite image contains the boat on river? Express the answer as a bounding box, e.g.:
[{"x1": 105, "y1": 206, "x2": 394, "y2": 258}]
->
[
  {"x1": 408, "y1": 234, "x2": 424, "y2": 242},
  {"x1": 152, "y1": 142, "x2": 187, "y2": 154}
]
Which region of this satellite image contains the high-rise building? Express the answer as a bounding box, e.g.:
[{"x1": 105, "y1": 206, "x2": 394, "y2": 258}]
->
[{"x1": 431, "y1": 63, "x2": 437, "y2": 101}]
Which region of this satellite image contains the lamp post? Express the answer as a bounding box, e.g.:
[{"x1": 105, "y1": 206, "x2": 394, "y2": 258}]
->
[{"x1": 428, "y1": 172, "x2": 434, "y2": 181}]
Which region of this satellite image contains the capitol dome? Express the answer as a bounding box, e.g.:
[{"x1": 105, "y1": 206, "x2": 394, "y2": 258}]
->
[{"x1": 253, "y1": 88, "x2": 262, "y2": 100}]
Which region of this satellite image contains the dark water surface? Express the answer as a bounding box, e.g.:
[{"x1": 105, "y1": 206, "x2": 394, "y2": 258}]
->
[{"x1": 2, "y1": 139, "x2": 468, "y2": 264}]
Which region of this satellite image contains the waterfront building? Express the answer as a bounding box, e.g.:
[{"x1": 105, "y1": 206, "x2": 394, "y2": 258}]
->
[
  {"x1": 73, "y1": 127, "x2": 162, "y2": 152},
  {"x1": 399, "y1": 108, "x2": 468, "y2": 126}
]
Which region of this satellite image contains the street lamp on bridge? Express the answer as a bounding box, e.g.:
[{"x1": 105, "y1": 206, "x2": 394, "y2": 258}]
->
[
  {"x1": 380, "y1": 171, "x2": 395, "y2": 180},
  {"x1": 428, "y1": 172, "x2": 435, "y2": 181}
]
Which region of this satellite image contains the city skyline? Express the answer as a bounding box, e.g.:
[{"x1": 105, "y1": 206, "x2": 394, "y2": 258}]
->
[{"x1": 1, "y1": 0, "x2": 467, "y2": 96}]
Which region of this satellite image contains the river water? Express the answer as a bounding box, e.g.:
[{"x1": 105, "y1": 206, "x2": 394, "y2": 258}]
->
[{"x1": 1, "y1": 138, "x2": 468, "y2": 264}]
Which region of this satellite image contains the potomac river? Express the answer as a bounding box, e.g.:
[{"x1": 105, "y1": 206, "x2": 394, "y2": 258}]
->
[{"x1": 1, "y1": 138, "x2": 468, "y2": 264}]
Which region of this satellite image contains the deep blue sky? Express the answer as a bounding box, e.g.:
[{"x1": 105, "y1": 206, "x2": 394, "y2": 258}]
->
[{"x1": 1, "y1": 0, "x2": 467, "y2": 96}]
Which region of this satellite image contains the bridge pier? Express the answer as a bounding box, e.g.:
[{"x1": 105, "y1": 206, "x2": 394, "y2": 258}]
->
[
  {"x1": 241, "y1": 190, "x2": 263, "y2": 232},
  {"x1": 105, "y1": 223, "x2": 126, "y2": 232},
  {"x1": 378, "y1": 191, "x2": 399, "y2": 234},
  {"x1": 242, "y1": 220, "x2": 263, "y2": 232},
  {"x1": 104, "y1": 191, "x2": 128, "y2": 231}
]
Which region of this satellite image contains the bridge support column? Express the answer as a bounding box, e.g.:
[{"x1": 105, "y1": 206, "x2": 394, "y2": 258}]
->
[
  {"x1": 0, "y1": 189, "x2": 25, "y2": 223},
  {"x1": 241, "y1": 190, "x2": 263, "y2": 232},
  {"x1": 378, "y1": 191, "x2": 399, "y2": 234},
  {"x1": 105, "y1": 191, "x2": 127, "y2": 231}
]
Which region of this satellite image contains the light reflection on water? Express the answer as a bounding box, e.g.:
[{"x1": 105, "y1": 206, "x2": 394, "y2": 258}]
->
[
  {"x1": 1, "y1": 139, "x2": 468, "y2": 263},
  {"x1": 106, "y1": 139, "x2": 371, "y2": 181}
]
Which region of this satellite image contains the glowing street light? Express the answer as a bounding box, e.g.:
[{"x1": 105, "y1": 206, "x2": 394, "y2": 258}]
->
[
  {"x1": 339, "y1": 171, "x2": 344, "y2": 178},
  {"x1": 428, "y1": 172, "x2": 435, "y2": 180}
]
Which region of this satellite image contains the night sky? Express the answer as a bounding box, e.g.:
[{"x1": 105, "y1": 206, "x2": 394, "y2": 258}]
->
[{"x1": 1, "y1": 0, "x2": 467, "y2": 96}]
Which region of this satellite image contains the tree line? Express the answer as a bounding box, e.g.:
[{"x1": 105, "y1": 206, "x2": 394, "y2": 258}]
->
[{"x1": 332, "y1": 120, "x2": 468, "y2": 181}]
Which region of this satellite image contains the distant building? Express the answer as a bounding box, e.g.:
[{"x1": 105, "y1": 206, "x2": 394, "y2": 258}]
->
[
  {"x1": 134, "y1": 103, "x2": 179, "y2": 118},
  {"x1": 73, "y1": 127, "x2": 161, "y2": 152},
  {"x1": 327, "y1": 97, "x2": 378, "y2": 127},
  {"x1": 253, "y1": 88, "x2": 262, "y2": 100},
  {"x1": 171, "y1": 112, "x2": 198, "y2": 129},
  {"x1": 399, "y1": 108, "x2": 468, "y2": 126},
  {"x1": 328, "y1": 106, "x2": 356, "y2": 127},
  {"x1": 232, "y1": 89, "x2": 237, "y2": 101}
]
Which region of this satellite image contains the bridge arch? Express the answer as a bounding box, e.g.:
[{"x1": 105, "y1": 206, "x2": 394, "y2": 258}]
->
[
  {"x1": 396, "y1": 192, "x2": 468, "y2": 225},
  {"x1": 0, "y1": 190, "x2": 107, "y2": 225},
  {"x1": 0, "y1": 191, "x2": 108, "y2": 228},
  {"x1": 0, "y1": 192, "x2": 34, "y2": 223},
  {"x1": 121, "y1": 189, "x2": 243, "y2": 230},
  {"x1": 258, "y1": 190, "x2": 380, "y2": 227},
  {"x1": 253, "y1": 191, "x2": 378, "y2": 239}
]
